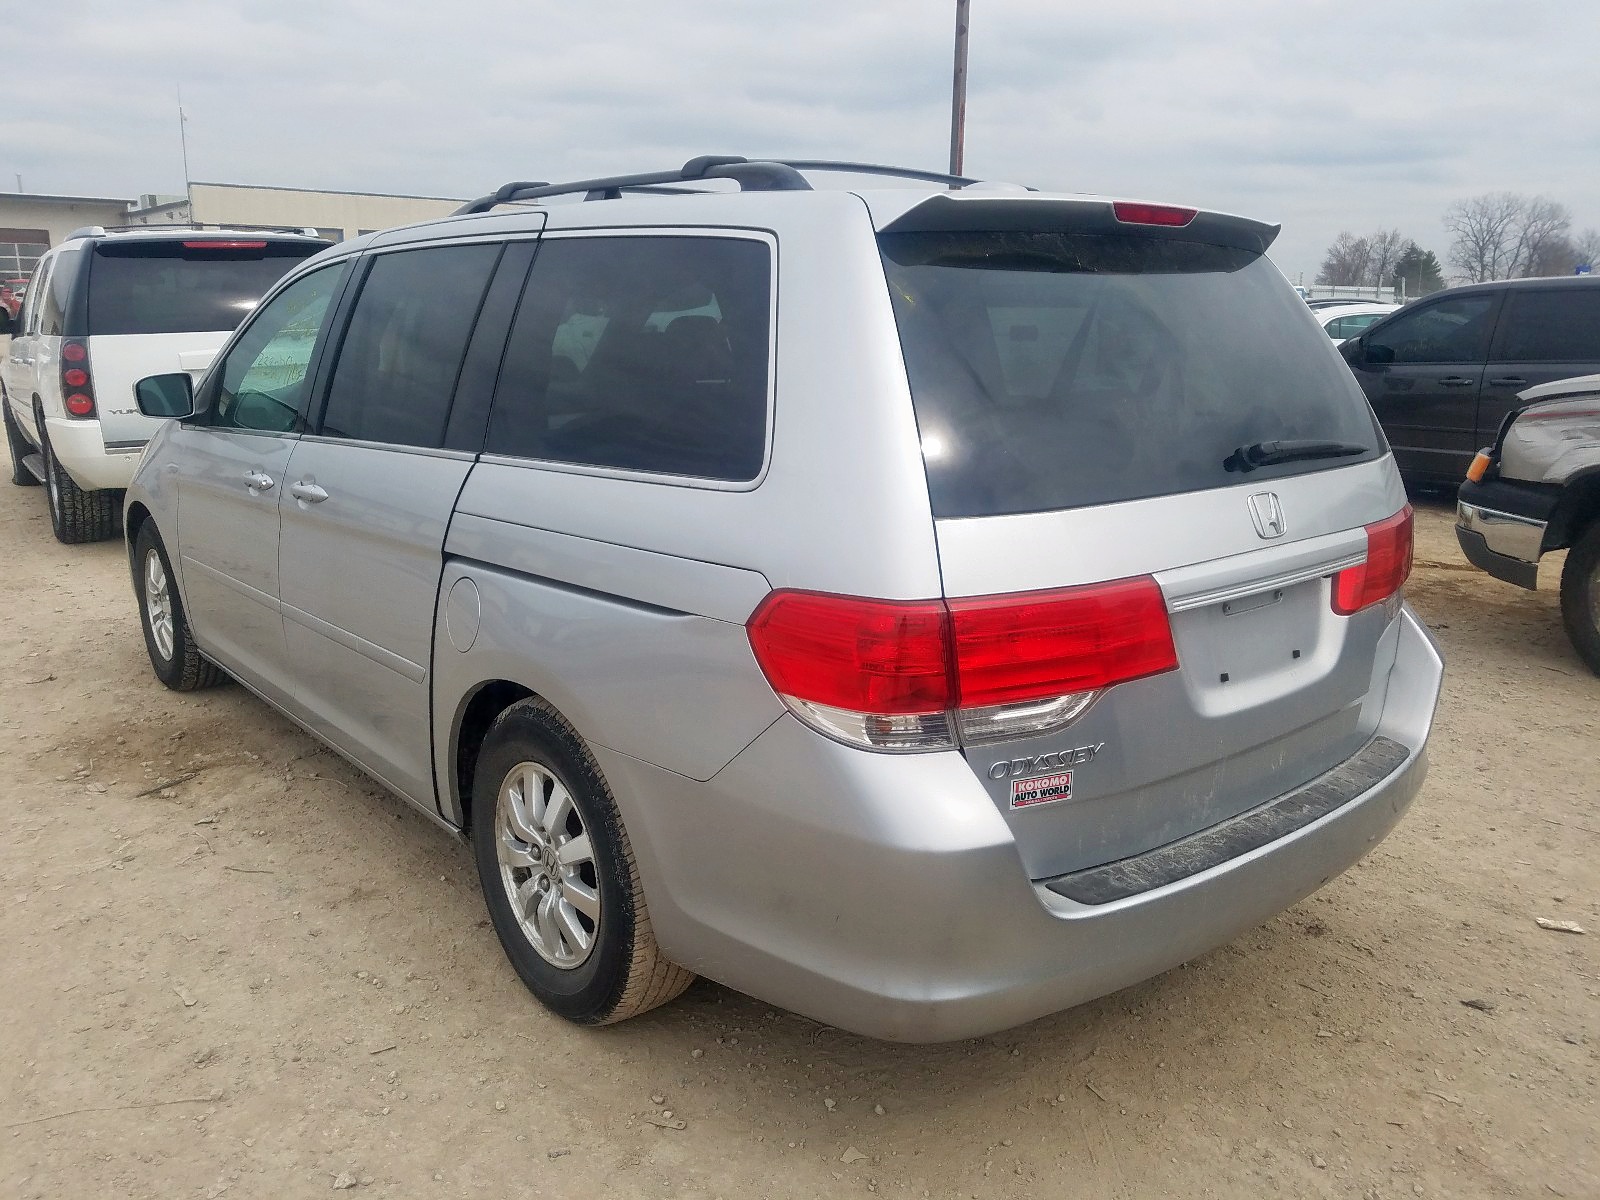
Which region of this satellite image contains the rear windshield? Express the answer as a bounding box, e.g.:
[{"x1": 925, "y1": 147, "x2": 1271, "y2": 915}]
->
[
  {"x1": 88, "y1": 241, "x2": 323, "y2": 336},
  {"x1": 879, "y1": 231, "x2": 1383, "y2": 518}
]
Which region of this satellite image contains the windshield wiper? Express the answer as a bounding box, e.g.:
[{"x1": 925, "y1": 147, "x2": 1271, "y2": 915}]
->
[{"x1": 1224, "y1": 439, "x2": 1369, "y2": 473}]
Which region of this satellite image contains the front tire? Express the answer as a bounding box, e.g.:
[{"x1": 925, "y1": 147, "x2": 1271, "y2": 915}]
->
[
  {"x1": 40, "y1": 420, "x2": 119, "y2": 543},
  {"x1": 134, "y1": 523, "x2": 225, "y2": 691},
  {"x1": 1559, "y1": 520, "x2": 1600, "y2": 676},
  {"x1": 4, "y1": 398, "x2": 39, "y2": 487},
  {"x1": 471, "y1": 699, "x2": 694, "y2": 1025}
]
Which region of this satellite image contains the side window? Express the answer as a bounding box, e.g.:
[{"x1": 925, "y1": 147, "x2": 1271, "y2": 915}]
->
[
  {"x1": 317, "y1": 243, "x2": 500, "y2": 448},
  {"x1": 486, "y1": 236, "x2": 772, "y2": 481},
  {"x1": 1367, "y1": 295, "x2": 1497, "y2": 364},
  {"x1": 212, "y1": 265, "x2": 345, "y2": 433},
  {"x1": 1494, "y1": 290, "x2": 1600, "y2": 362},
  {"x1": 37, "y1": 249, "x2": 78, "y2": 337},
  {"x1": 18, "y1": 258, "x2": 46, "y2": 333}
]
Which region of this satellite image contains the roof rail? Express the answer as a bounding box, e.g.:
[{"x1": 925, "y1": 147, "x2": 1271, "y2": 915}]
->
[
  {"x1": 776, "y1": 160, "x2": 980, "y2": 187},
  {"x1": 454, "y1": 156, "x2": 814, "y2": 214},
  {"x1": 64, "y1": 226, "x2": 108, "y2": 241},
  {"x1": 454, "y1": 156, "x2": 1014, "y2": 216}
]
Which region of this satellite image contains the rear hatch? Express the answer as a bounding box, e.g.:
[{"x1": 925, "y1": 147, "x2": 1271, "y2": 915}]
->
[
  {"x1": 874, "y1": 195, "x2": 1411, "y2": 881},
  {"x1": 84, "y1": 236, "x2": 325, "y2": 445}
]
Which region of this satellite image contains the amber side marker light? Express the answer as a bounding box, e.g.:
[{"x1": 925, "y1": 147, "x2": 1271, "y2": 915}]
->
[{"x1": 1466, "y1": 451, "x2": 1492, "y2": 483}]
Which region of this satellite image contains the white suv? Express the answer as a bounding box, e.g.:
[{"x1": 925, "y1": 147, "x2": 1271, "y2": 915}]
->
[{"x1": 2, "y1": 226, "x2": 327, "y2": 542}]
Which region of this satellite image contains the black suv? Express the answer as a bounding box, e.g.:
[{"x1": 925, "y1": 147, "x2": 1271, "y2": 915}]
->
[{"x1": 1340, "y1": 276, "x2": 1600, "y2": 487}]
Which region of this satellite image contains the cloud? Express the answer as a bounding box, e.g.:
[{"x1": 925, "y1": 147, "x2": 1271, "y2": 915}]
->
[{"x1": 8, "y1": 0, "x2": 1600, "y2": 278}]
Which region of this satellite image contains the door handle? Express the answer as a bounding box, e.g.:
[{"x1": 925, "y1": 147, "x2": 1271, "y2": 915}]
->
[
  {"x1": 289, "y1": 481, "x2": 329, "y2": 503},
  {"x1": 1487, "y1": 376, "x2": 1527, "y2": 388},
  {"x1": 244, "y1": 470, "x2": 275, "y2": 492},
  {"x1": 1436, "y1": 376, "x2": 1476, "y2": 387}
]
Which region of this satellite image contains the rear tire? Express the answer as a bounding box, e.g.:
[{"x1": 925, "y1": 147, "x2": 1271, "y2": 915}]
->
[
  {"x1": 471, "y1": 698, "x2": 694, "y2": 1026},
  {"x1": 40, "y1": 420, "x2": 119, "y2": 543},
  {"x1": 3, "y1": 398, "x2": 38, "y2": 487},
  {"x1": 134, "y1": 522, "x2": 225, "y2": 691},
  {"x1": 1559, "y1": 520, "x2": 1600, "y2": 676}
]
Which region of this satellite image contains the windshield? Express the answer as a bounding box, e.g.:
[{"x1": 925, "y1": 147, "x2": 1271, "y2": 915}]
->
[
  {"x1": 87, "y1": 241, "x2": 322, "y2": 336},
  {"x1": 879, "y1": 231, "x2": 1383, "y2": 518}
]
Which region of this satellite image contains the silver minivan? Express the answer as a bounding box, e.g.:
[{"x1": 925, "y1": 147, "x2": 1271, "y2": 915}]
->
[{"x1": 124, "y1": 158, "x2": 1444, "y2": 1042}]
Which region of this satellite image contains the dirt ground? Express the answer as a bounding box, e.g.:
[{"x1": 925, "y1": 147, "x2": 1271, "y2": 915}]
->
[{"x1": 1, "y1": 474, "x2": 1595, "y2": 1199}]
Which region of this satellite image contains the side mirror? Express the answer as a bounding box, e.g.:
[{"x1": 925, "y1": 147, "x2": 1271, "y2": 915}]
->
[
  {"x1": 0, "y1": 309, "x2": 13, "y2": 336},
  {"x1": 1365, "y1": 342, "x2": 1396, "y2": 366},
  {"x1": 135, "y1": 372, "x2": 197, "y2": 419}
]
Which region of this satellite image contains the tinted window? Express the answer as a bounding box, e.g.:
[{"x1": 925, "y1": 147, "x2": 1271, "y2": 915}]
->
[
  {"x1": 1494, "y1": 289, "x2": 1600, "y2": 362},
  {"x1": 879, "y1": 232, "x2": 1381, "y2": 518},
  {"x1": 486, "y1": 236, "x2": 771, "y2": 481},
  {"x1": 87, "y1": 241, "x2": 322, "y2": 336},
  {"x1": 212, "y1": 265, "x2": 345, "y2": 433},
  {"x1": 317, "y1": 244, "x2": 500, "y2": 448},
  {"x1": 36, "y1": 250, "x2": 79, "y2": 337},
  {"x1": 1366, "y1": 294, "x2": 1497, "y2": 365}
]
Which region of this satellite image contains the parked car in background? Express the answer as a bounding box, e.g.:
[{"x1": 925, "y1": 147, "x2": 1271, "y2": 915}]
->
[
  {"x1": 1341, "y1": 276, "x2": 1600, "y2": 489},
  {"x1": 2, "y1": 226, "x2": 328, "y2": 542},
  {"x1": 1456, "y1": 374, "x2": 1600, "y2": 674},
  {"x1": 0, "y1": 282, "x2": 20, "y2": 325},
  {"x1": 1314, "y1": 302, "x2": 1398, "y2": 342},
  {"x1": 121, "y1": 156, "x2": 1442, "y2": 1042}
]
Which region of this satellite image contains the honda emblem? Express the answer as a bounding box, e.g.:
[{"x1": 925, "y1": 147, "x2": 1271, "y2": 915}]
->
[{"x1": 1247, "y1": 492, "x2": 1286, "y2": 539}]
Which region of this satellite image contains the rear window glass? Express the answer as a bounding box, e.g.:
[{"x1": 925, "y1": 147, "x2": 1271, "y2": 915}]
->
[
  {"x1": 879, "y1": 232, "x2": 1382, "y2": 518},
  {"x1": 87, "y1": 241, "x2": 322, "y2": 336}
]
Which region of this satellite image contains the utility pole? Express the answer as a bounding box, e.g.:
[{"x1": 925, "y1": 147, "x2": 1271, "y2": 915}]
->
[
  {"x1": 949, "y1": 0, "x2": 970, "y2": 177},
  {"x1": 178, "y1": 85, "x2": 192, "y2": 199}
]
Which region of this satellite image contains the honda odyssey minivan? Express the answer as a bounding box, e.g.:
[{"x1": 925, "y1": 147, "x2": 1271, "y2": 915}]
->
[{"x1": 122, "y1": 157, "x2": 1444, "y2": 1041}]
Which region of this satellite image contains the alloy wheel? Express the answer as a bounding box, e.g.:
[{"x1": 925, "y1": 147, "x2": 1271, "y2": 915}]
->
[
  {"x1": 495, "y1": 761, "x2": 602, "y2": 969},
  {"x1": 143, "y1": 548, "x2": 175, "y2": 662}
]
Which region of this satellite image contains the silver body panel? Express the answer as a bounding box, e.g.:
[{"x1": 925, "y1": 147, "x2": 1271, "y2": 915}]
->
[{"x1": 125, "y1": 182, "x2": 1445, "y2": 1040}]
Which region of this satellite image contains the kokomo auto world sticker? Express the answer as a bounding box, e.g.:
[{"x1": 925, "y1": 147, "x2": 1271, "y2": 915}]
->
[{"x1": 1010, "y1": 771, "x2": 1072, "y2": 809}]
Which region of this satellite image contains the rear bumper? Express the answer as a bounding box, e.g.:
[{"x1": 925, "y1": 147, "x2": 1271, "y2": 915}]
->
[
  {"x1": 43, "y1": 417, "x2": 142, "y2": 491},
  {"x1": 598, "y1": 606, "x2": 1445, "y2": 1042}
]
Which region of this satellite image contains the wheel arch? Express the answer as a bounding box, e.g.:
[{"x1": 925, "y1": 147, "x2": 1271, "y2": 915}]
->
[
  {"x1": 448, "y1": 679, "x2": 537, "y2": 831},
  {"x1": 1547, "y1": 467, "x2": 1600, "y2": 550}
]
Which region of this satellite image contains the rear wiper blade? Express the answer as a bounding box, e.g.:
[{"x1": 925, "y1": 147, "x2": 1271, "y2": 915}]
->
[{"x1": 1224, "y1": 439, "x2": 1369, "y2": 473}]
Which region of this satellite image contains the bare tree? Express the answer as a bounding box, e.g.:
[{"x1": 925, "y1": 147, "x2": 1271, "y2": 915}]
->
[
  {"x1": 1572, "y1": 228, "x2": 1600, "y2": 271},
  {"x1": 1316, "y1": 232, "x2": 1372, "y2": 287},
  {"x1": 1366, "y1": 228, "x2": 1407, "y2": 290},
  {"x1": 1509, "y1": 196, "x2": 1573, "y2": 276},
  {"x1": 1444, "y1": 192, "x2": 1575, "y2": 281},
  {"x1": 1444, "y1": 192, "x2": 1525, "y2": 282},
  {"x1": 1526, "y1": 234, "x2": 1577, "y2": 278}
]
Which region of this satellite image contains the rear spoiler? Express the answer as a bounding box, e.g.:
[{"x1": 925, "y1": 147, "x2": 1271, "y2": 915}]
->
[{"x1": 875, "y1": 193, "x2": 1280, "y2": 256}]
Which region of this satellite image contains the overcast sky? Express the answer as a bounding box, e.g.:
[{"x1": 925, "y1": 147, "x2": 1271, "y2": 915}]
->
[{"x1": 10, "y1": 0, "x2": 1599, "y2": 281}]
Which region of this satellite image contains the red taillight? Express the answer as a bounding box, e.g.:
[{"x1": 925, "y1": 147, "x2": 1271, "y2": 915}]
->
[
  {"x1": 59, "y1": 339, "x2": 96, "y2": 419},
  {"x1": 747, "y1": 576, "x2": 1177, "y2": 750},
  {"x1": 746, "y1": 592, "x2": 953, "y2": 716},
  {"x1": 949, "y1": 578, "x2": 1178, "y2": 707},
  {"x1": 1112, "y1": 201, "x2": 1198, "y2": 228},
  {"x1": 183, "y1": 239, "x2": 267, "y2": 250},
  {"x1": 1332, "y1": 506, "x2": 1414, "y2": 615}
]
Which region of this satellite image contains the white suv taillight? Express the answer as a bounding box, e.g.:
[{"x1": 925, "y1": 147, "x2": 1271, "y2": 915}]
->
[
  {"x1": 745, "y1": 577, "x2": 1178, "y2": 752},
  {"x1": 60, "y1": 339, "x2": 96, "y2": 418}
]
